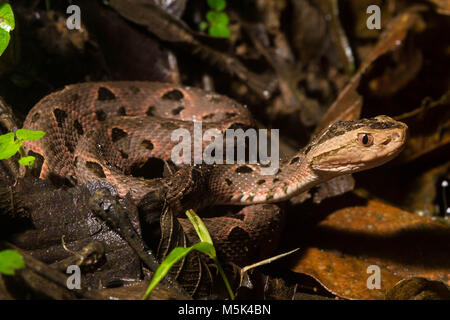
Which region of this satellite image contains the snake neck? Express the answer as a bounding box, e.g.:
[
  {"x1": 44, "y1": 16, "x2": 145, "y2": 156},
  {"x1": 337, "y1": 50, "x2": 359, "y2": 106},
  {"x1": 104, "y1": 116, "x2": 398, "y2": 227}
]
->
[
  {"x1": 206, "y1": 152, "x2": 327, "y2": 205},
  {"x1": 205, "y1": 115, "x2": 408, "y2": 206}
]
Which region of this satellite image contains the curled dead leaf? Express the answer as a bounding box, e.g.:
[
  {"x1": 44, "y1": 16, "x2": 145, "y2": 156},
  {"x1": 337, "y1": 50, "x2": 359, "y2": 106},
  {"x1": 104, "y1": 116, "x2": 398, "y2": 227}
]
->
[
  {"x1": 386, "y1": 277, "x2": 450, "y2": 300},
  {"x1": 289, "y1": 199, "x2": 450, "y2": 300},
  {"x1": 315, "y1": 6, "x2": 425, "y2": 133}
]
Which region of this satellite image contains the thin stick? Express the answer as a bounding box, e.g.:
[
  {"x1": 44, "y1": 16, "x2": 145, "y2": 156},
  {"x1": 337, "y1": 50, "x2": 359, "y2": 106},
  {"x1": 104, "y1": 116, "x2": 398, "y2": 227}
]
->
[{"x1": 240, "y1": 248, "x2": 300, "y2": 284}]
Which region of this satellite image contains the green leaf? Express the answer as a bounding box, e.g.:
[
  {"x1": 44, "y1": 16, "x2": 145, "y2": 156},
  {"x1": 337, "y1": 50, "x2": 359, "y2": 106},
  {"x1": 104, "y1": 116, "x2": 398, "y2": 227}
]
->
[
  {"x1": 199, "y1": 21, "x2": 208, "y2": 31},
  {"x1": 0, "y1": 249, "x2": 25, "y2": 275},
  {"x1": 206, "y1": 11, "x2": 216, "y2": 23},
  {"x1": 207, "y1": 0, "x2": 226, "y2": 11},
  {"x1": 16, "y1": 129, "x2": 46, "y2": 141},
  {"x1": 206, "y1": 11, "x2": 229, "y2": 25},
  {"x1": 18, "y1": 156, "x2": 35, "y2": 167},
  {"x1": 206, "y1": 11, "x2": 230, "y2": 38},
  {"x1": 0, "y1": 132, "x2": 14, "y2": 144},
  {"x1": 142, "y1": 242, "x2": 215, "y2": 299},
  {"x1": 0, "y1": 29, "x2": 10, "y2": 56},
  {"x1": 209, "y1": 23, "x2": 231, "y2": 38},
  {"x1": 142, "y1": 209, "x2": 235, "y2": 300},
  {"x1": 0, "y1": 141, "x2": 20, "y2": 159},
  {"x1": 0, "y1": 133, "x2": 20, "y2": 160},
  {"x1": 0, "y1": 2, "x2": 14, "y2": 56},
  {"x1": 185, "y1": 209, "x2": 234, "y2": 299},
  {"x1": 0, "y1": 3, "x2": 15, "y2": 32},
  {"x1": 185, "y1": 209, "x2": 214, "y2": 247}
]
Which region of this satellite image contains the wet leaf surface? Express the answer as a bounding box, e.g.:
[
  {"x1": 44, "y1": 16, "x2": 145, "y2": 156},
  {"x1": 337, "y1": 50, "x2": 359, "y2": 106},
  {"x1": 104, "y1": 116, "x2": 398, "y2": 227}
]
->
[
  {"x1": 3, "y1": 178, "x2": 142, "y2": 290},
  {"x1": 90, "y1": 279, "x2": 188, "y2": 300},
  {"x1": 386, "y1": 277, "x2": 450, "y2": 300},
  {"x1": 289, "y1": 199, "x2": 450, "y2": 300}
]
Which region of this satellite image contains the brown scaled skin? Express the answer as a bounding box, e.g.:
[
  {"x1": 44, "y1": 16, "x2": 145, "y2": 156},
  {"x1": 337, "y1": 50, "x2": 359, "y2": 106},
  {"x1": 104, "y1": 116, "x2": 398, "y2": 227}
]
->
[
  {"x1": 20, "y1": 82, "x2": 409, "y2": 267},
  {"x1": 21, "y1": 82, "x2": 408, "y2": 207},
  {"x1": 208, "y1": 115, "x2": 407, "y2": 205}
]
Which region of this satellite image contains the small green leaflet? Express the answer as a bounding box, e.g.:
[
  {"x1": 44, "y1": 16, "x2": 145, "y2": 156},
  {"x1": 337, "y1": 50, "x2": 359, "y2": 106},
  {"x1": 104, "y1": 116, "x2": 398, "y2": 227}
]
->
[
  {"x1": 209, "y1": 23, "x2": 230, "y2": 38},
  {"x1": 0, "y1": 249, "x2": 25, "y2": 275},
  {"x1": 207, "y1": 0, "x2": 226, "y2": 11},
  {"x1": 0, "y1": 3, "x2": 14, "y2": 31},
  {"x1": 16, "y1": 129, "x2": 46, "y2": 141},
  {"x1": 206, "y1": 11, "x2": 229, "y2": 25},
  {"x1": 206, "y1": 11, "x2": 230, "y2": 38},
  {"x1": 0, "y1": 132, "x2": 20, "y2": 160},
  {"x1": 199, "y1": 21, "x2": 208, "y2": 31},
  {"x1": 0, "y1": 29, "x2": 10, "y2": 56},
  {"x1": 0, "y1": 3, "x2": 15, "y2": 56},
  {"x1": 0, "y1": 129, "x2": 45, "y2": 160},
  {"x1": 0, "y1": 131, "x2": 13, "y2": 144},
  {"x1": 18, "y1": 156, "x2": 35, "y2": 167}
]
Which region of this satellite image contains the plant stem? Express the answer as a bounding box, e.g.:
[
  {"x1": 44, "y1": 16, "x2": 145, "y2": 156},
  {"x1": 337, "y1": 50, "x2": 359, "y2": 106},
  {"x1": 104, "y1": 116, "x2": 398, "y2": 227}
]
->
[{"x1": 214, "y1": 257, "x2": 235, "y2": 300}]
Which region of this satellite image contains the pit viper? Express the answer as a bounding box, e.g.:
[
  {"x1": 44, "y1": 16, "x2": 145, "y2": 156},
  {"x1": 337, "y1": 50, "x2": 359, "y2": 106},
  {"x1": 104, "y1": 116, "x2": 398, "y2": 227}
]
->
[{"x1": 22, "y1": 82, "x2": 408, "y2": 264}]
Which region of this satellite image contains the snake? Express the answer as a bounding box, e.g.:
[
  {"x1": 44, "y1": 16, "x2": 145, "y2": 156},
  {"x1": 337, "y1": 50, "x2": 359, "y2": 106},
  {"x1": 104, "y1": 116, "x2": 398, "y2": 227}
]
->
[{"x1": 22, "y1": 82, "x2": 408, "y2": 264}]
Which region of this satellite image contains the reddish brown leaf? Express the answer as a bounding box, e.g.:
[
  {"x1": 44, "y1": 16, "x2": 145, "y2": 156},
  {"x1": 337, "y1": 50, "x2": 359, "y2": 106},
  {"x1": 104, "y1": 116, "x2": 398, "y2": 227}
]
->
[{"x1": 289, "y1": 200, "x2": 450, "y2": 300}]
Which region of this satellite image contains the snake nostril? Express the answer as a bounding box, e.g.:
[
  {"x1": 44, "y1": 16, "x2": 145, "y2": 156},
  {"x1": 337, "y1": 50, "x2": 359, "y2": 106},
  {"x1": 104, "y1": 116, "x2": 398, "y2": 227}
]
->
[{"x1": 392, "y1": 132, "x2": 401, "y2": 140}]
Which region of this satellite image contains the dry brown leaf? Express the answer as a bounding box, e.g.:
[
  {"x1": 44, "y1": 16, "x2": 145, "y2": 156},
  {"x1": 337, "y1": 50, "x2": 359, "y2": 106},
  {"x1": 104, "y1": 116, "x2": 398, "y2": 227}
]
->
[
  {"x1": 395, "y1": 92, "x2": 450, "y2": 163},
  {"x1": 315, "y1": 7, "x2": 425, "y2": 133},
  {"x1": 386, "y1": 277, "x2": 450, "y2": 300},
  {"x1": 289, "y1": 199, "x2": 450, "y2": 300},
  {"x1": 428, "y1": 0, "x2": 450, "y2": 15}
]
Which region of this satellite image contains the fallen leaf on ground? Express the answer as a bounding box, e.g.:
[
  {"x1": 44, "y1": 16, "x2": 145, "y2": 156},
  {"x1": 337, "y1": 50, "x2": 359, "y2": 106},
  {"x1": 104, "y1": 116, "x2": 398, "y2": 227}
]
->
[{"x1": 289, "y1": 199, "x2": 450, "y2": 300}]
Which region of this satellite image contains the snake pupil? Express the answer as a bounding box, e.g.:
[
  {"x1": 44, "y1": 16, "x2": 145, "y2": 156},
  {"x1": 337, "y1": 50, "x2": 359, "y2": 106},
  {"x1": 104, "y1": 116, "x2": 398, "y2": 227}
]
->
[{"x1": 362, "y1": 134, "x2": 369, "y2": 145}]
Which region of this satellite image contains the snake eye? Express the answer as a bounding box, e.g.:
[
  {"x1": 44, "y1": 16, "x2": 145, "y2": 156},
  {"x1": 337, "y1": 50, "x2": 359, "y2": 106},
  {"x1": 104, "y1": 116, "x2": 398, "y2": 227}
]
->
[{"x1": 357, "y1": 133, "x2": 374, "y2": 146}]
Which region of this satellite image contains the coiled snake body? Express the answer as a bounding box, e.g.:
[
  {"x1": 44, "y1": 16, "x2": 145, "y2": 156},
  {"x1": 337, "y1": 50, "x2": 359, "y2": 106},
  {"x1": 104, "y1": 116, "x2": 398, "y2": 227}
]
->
[{"x1": 22, "y1": 82, "x2": 408, "y2": 264}]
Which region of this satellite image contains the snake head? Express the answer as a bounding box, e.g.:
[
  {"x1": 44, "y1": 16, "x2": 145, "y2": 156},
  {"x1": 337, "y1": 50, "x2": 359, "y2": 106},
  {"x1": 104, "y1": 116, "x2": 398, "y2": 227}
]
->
[{"x1": 309, "y1": 116, "x2": 408, "y2": 175}]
